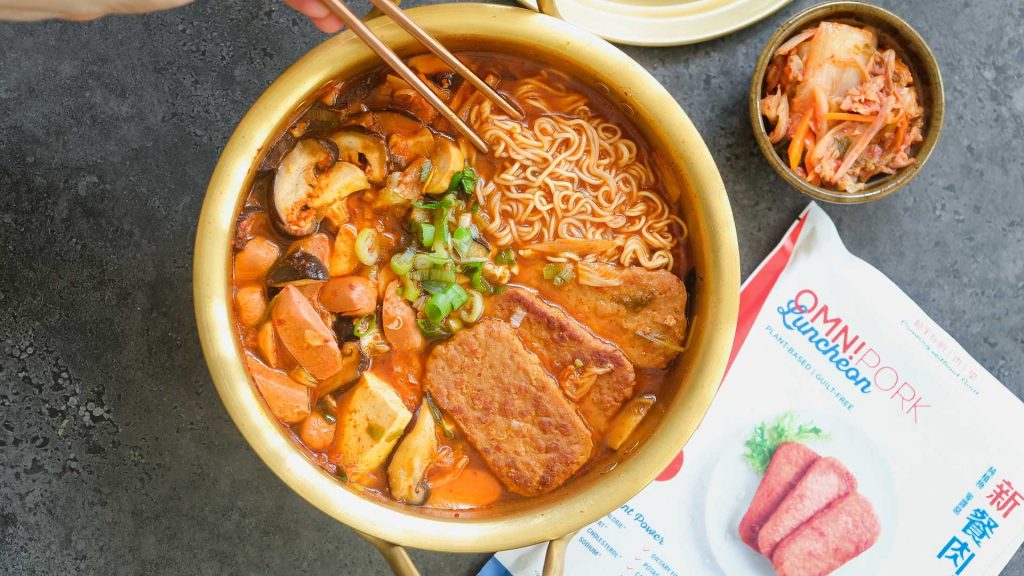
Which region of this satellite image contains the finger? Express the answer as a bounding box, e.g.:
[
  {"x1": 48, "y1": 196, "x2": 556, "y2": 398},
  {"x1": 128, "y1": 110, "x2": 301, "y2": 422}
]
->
[
  {"x1": 0, "y1": 9, "x2": 64, "y2": 20},
  {"x1": 311, "y1": 12, "x2": 345, "y2": 33},
  {"x1": 283, "y1": 0, "x2": 330, "y2": 19},
  {"x1": 63, "y1": 12, "x2": 105, "y2": 20}
]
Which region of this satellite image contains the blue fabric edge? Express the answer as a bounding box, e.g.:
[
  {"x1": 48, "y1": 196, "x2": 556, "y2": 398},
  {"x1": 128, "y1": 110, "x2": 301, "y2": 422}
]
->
[{"x1": 478, "y1": 555, "x2": 514, "y2": 576}]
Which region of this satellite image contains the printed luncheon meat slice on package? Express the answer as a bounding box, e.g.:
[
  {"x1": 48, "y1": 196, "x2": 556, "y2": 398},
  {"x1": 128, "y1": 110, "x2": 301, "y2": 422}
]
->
[
  {"x1": 771, "y1": 492, "x2": 881, "y2": 576},
  {"x1": 739, "y1": 442, "x2": 820, "y2": 551},
  {"x1": 756, "y1": 457, "x2": 858, "y2": 557},
  {"x1": 483, "y1": 203, "x2": 1024, "y2": 576}
]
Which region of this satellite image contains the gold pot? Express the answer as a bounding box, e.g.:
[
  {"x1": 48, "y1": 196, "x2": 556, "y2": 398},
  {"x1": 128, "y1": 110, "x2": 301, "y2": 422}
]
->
[{"x1": 193, "y1": 4, "x2": 739, "y2": 574}]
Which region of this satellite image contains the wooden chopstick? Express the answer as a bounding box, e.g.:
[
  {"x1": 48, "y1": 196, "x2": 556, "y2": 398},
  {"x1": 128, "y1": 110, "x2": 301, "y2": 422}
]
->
[
  {"x1": 318, "y1": 0, "x2": 514, "y2": 154},
  {"x1": 365, "y1": 0, "x2": 523, "y2": 120}
]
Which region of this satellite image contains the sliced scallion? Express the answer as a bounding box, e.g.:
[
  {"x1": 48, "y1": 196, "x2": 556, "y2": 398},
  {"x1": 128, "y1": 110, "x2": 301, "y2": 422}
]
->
[
  {"x1": 448, "y1": 165, "x2": 479, "y2": 196},
  {"x1": 400, "y1": 274, "x2": 421, "y2": 302},
  {"x1": 419, "y1": 279, "x2": 450, "y2": 295},
  {"x1": 419, "y1": 267, "x2": 457, "y2": 284},
  {"x1": 333, "y1": 466, "x2": 348, "y2": 482},
  {"x1": 462, "y1": 262, "x2": 493, "y2": 295},
  {"x1": 389, "y1": 248, "x2": 416, "y2": 276},
  {"x1": 413, "y1": 252, "x2": 451, "y2": 270},
  {"x1": 419, "y1": 222, "x2": 436, "y2": 247},
  {"x1": 432, "y1": 202, "x2": 452, "y2": 257},
  {"x1": 452, "y1": 226, "x2": 473, "y2": 259},
  {"x1": 424, "y1": 283, "x2": 469, "y2": 324},
  {"x1": 543, "y1": 263, "x2": 574, "y2": 287},
  {"x1": 353, "y1": 314, "x2": 377, "y2": 338},
  {"x1": 417, "y1": 318, "x2": 451, "y2": 341},
  {"x1": 459, "y1": 289, "x2": 484, "y2": 324},
  {"x1": 496, "y1": 247, "x2": 517, "y2": 266},
  {"x1": 412, "y1": 195, "x2": 454, "y2": 210},
  {"x1": 354, "y1": 228, "x2": 379, "y2": 266}
]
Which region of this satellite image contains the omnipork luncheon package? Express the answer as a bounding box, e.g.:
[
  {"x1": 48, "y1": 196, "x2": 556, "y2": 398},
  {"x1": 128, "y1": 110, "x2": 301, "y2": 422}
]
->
[{"x1": 482, "y1": 203, "x2": 1024, "y2": 576}]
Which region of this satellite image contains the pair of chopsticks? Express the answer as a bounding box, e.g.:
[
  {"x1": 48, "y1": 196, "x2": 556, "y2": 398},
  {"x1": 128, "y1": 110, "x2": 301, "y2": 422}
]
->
[{"x1": 319, "y1": 0, "x2": 522, "y2": 154}]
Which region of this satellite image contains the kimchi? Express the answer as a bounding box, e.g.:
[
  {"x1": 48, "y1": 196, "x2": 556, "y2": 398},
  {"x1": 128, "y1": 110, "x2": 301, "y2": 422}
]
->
[{"x1": 761, "y1": 21, "x2": 924, "y2": 192}]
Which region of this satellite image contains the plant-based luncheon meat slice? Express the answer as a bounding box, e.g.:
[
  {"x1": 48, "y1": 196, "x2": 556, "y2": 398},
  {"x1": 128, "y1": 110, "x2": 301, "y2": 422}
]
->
[
  {"x1": 532, "y1": 267, "x2": 687, "y2": 369},
  {"x1": 490, "y1": 287, "x2": 635, "y2": 432},
  {"x1": 424, "y1": 319, "x2": 593, "y2": 497}
]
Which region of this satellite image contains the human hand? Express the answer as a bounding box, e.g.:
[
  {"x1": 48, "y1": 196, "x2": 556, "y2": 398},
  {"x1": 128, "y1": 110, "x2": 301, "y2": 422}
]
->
[
  {"x1": 0, "y1": 0, "x2": 192, "y2": 21},
  {"x1": 283, "y1": 0, "x2": 345, "y2": 33}
]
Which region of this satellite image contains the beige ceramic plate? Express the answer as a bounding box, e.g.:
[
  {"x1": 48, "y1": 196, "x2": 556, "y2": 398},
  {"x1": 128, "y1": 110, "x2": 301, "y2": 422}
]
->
[{"x1": 517, "y1": 0, "x2": 792, "y2": 46}]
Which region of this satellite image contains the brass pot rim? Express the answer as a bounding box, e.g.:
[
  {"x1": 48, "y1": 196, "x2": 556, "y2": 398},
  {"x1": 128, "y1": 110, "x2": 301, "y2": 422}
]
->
[
  {"x1": 749, "y1": 0, "x2": 945, "y2": 204},
  {"x1": 194, "y1": 3, "x2": 739, "y2": 553}
]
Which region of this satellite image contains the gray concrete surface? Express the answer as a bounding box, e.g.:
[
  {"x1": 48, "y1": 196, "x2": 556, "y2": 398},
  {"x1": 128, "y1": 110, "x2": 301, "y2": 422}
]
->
[{"x1": 1, "y1": 0, "x2": 1021, "y2": 574}]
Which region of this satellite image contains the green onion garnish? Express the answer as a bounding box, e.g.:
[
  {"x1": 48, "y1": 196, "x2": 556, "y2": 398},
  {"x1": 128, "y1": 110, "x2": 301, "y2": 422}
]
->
[
  {"x1": 461, "y1": 262, "x2": 493, "y2": 295},
  {"x1": 353, "y1": 314, "x2": 377, "y2": 338},
  {"x1": 419, "y1": 159, "x2": 432, "y2": 183},
  {"x1": 433, "y1": 203, "x2": 452, "y2": 258},
  {"x1": 495, "y1": 247, "x2": 517, "y2": 266},
  {"x1": 417, "y1": 318, "x2": 451, "y2": 341},
  {"x1": 389, "y1": 248, "x2": 416, "y2": 276},
  {"x1": 354, "y1": 228, "x2": 379, "y2": 266},
  {"x1": 419, "y1": 222, "x2": 436, "y2": 247},
  {"x1": 413, "y1": 252, "x2": 451, "y2": 270},
  {"x1": 452, "y1": 227, "x2": 473, "y2": 259},
  {"x1": 448, "y1": 165, "x2": 479, "y2": 196},
  {"x1": 412, "y1": 195, "x2": 454, "y2": 210},
  {"x1": 424, "y1": 283, "x2": 469, "y2": 324},
  {"x1": 419, "y1": 279, "x2": 450, "y2": 295},
  {"x1": 459, "y1": 289, "x2": 484, "y2": 324},
  {"x1": 400, "y1": 274, "x2": 421, "y2": 302},
  {"x1": 419, "y1": 267, "x2": 457, "y2": 284},
  {"x1": 543, "y1": 263, "x2": 574, "y2": 287}
]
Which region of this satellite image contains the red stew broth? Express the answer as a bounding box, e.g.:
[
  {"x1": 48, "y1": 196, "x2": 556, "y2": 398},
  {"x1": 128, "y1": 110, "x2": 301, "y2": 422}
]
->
[{"x1": 231, "y1": 52, "x2": 691, "y2": 513}]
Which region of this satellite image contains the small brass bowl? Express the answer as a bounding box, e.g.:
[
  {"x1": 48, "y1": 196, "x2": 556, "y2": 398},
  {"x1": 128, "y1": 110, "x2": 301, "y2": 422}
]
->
[{"x1": 749, "y1": 1, "x2": 944, "y2": 204}]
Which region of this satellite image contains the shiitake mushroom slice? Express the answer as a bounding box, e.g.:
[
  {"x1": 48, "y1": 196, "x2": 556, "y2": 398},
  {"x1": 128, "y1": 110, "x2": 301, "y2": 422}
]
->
[
  {"x1": 295, "y1": 106, "x2": 342, "y2": 137},
  {"x1": 270, "y1": 138, "x2": 336, "y2": 238},
  {"x1": 388, "y1": 127, "x2": 435, "y2": 170},
  {"x1": 344, "y1": 110, "x2": 424, "y2": 139},
  {"x1": 266, "y1": 251, "x2": 329, "y2": 287},
  {"x1": 234, "y1": 204, "x2": 268, "y2": 250},
  {"x1": 328, "y1": 127, "x2": 389, "y2": 185},
  {"x1": 312, "y1": 341, "x2": 368, "y2": 400},
  {"x1": 334, "y1": 316, "x2": 358, "y2": 343},
  {"x1": 423, "y1": 136, "x2": 465, "y2": 195}
]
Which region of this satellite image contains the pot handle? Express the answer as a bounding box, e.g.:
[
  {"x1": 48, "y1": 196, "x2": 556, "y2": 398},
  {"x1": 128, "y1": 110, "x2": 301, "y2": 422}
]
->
[
  {"x1": 535, "y1": 0, "x2": 563, "y2": 19},
  {"x1": 541, "y1": 530, "x2": 578, "y2": 575},
  {"x1": 356, "y1": 530, "x2": 421, "y2": 576},
  {"x1": 355, "y1": 529, "x2": 579, "y2": 576}
]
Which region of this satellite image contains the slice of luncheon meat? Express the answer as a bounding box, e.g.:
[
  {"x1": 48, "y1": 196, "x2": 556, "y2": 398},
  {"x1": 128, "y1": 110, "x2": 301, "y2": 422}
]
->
[
  {"x1": 771, "y1": 492, "x2": 881, "y2": 576},
  {"x1": 424, "y1": 319, "x2": 593, "y2": 497},
  {"x1": 490, "y1": 287, "x2": 635, "y2": 432},
  {"x1": 757, "y1": 457, "x2": 858, "y2": 557},
  {"x1": 738, "y1": 442, "x2": 820, "y2": 551},
  {"x1": 532, "y1": 267, "x2": 687, "y2": 369}
]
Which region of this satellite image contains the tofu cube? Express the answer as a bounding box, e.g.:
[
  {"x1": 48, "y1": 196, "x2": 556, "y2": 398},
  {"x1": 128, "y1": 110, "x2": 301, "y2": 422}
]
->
[{"x1": 333, "y1": 372, "x2": 412, "y2": 477}]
